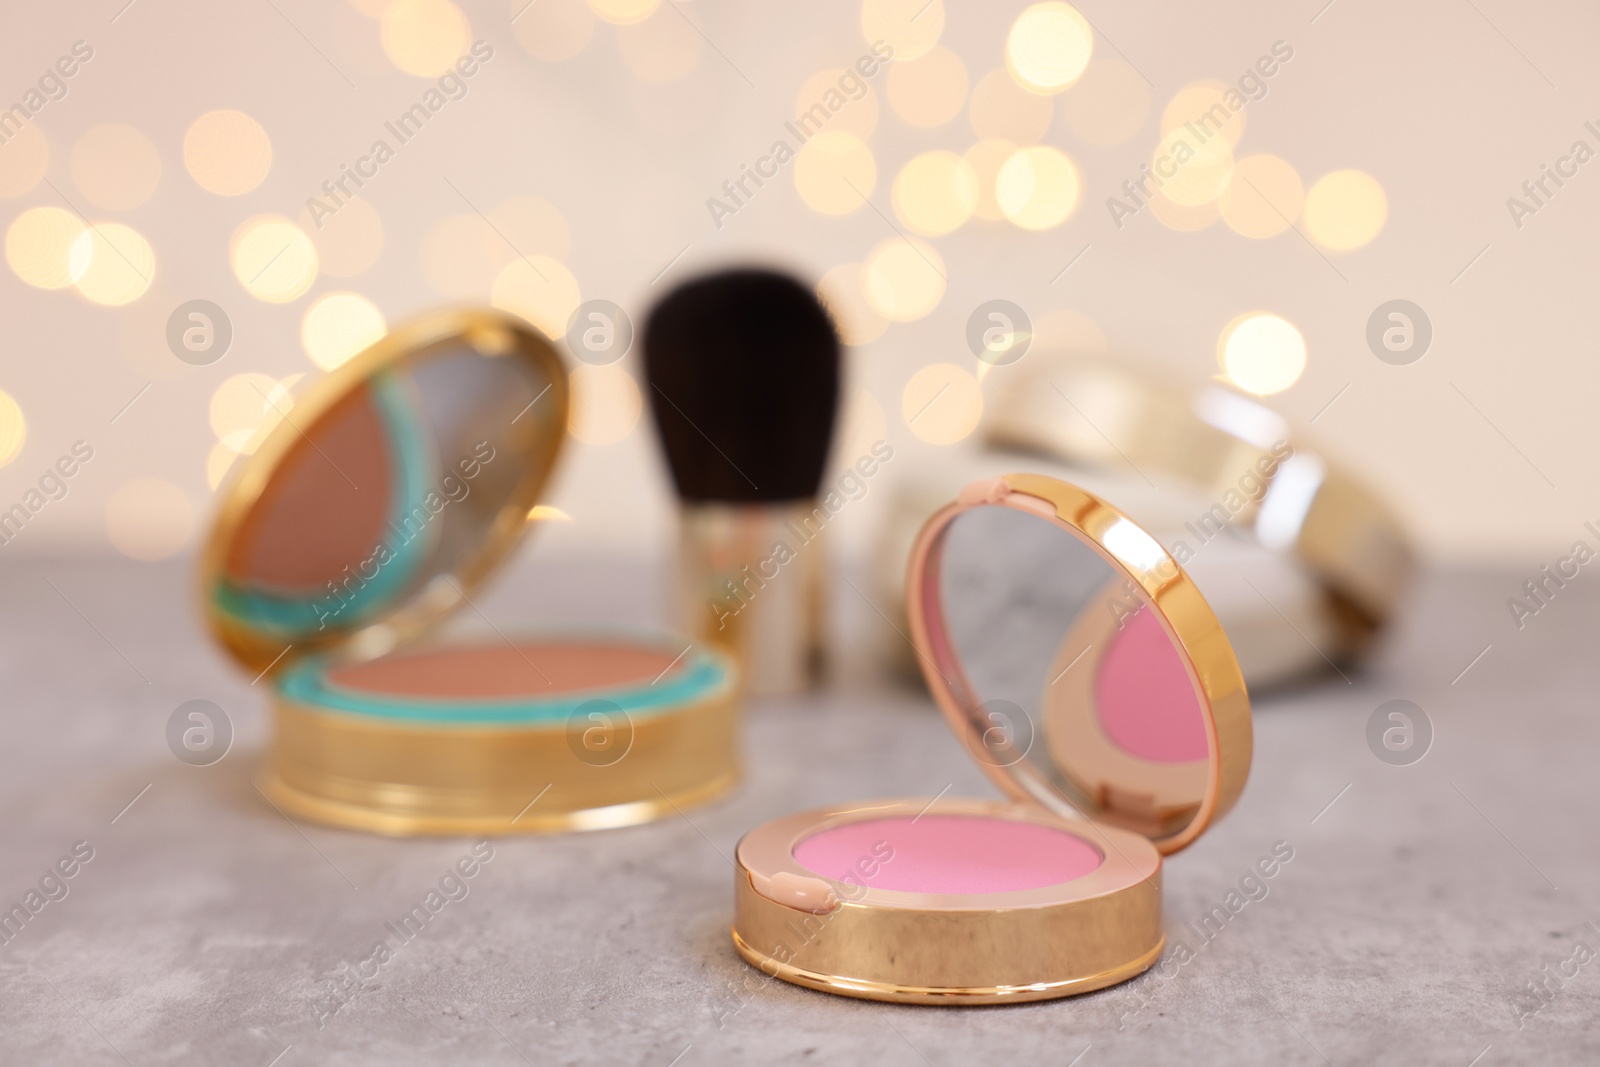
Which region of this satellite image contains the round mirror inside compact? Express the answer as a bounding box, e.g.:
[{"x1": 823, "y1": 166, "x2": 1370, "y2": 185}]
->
[{"x1": 732, "y1": 473, "x2": 1249, "y2": 1003}]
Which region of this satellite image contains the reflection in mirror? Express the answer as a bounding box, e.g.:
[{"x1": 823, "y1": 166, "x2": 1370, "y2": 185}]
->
[
  {"x1": 933, "y1": 503, "x2": 1210, "y2": 839},
  {"x1": 215, "y1": 341, "x2": 555, "y2": 644}
]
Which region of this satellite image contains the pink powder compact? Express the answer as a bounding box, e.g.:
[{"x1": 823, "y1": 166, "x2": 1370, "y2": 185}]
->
[{"x1": 733, "y1": 474, "x2": 1253, "y2": 1004}]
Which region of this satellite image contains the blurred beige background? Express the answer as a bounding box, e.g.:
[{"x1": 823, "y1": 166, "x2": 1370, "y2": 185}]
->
[{"x1": 0, "y1": 0, "x2": 1593, "y2": 566}]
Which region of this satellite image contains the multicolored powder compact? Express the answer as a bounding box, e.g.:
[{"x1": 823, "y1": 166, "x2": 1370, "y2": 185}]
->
[
  {"x1": 732, "y1": 474, "x2": 1253, "y2": 1004},
  {"x1": 201, "y1": 309, "x2": 738, "y2": 836}
]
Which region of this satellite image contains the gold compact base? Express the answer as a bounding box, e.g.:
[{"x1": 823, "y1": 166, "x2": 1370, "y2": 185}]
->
[
  {"x1": 732, "y1": 799, "x2": 1165, "y2": 1005},
  {"x1": 262, "y1": 679, "x2": 739, "y2": 836},
  {"x1": 732, "y1": 928, "x2": 1163, "y2": 1005}
]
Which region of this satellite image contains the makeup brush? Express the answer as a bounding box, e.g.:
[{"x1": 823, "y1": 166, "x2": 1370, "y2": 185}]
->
[{"x1": 643, "y1": 267, "x2": 841, "y2": 697}]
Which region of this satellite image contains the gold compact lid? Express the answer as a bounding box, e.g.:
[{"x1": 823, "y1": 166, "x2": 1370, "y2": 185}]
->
[
  {"x1": 905, "y1": 473, "x2": 1252, "y2": 855},
  {"x1": 201, "y1": 308, "x2": 569, "y2": 676}
]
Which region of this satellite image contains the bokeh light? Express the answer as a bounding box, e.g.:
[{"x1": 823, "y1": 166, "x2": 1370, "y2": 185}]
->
[
  {"x1": 70, "y1": 223, "x2": 155, "y2": 306},
  {"x1": 513, "y1": 0, "x2": 595, "y2": 61},
  {"x1": 70, "y1": 124, "x2": 161, "y2": 211},
  {"x1": 303, "y1": 196, "x2": 385, "y2": 278},
  {"x1": 567, "y1": 365, "x2": 641, "y2": 445},
  {"x1": 491, "y1": 256, "x2": 581, "y2": 338},
  {"x1": 206, "y1": 440, "x2": 240, "y2": 491},
  {"x1": 6, "y1": 207, "x2": 85, "y2": 290},
  {"x1": 864, "y1": 237, "x2": 946, "y2": 322},
  {"x1": 210, "y1": 373, "x2": 296, "y2": 452},
  {"x1": 969, "y1": 68, "x2": 1053, "y2": 144},
  {"x1": 1218, "y1": 313, "x2": 1306, "y2": 396},
  {"x1": 1160, "y1": 81, "x2": 1245, "y2": 149},
  {"x1": 1149, "y1": 187, "x2": 1219, "y2": 232},
  {"x1": 795, "y1": 69, "x2": 879, "y2": 139},
  {"x1": 183, "y1": 110, "x2": 272, "y2": 196},
  {"x1": 1151, "y1": 127, "x2": 1233, "y2": 206},
  {"x1": 861, "y1": 0, "x2": 944, "y2": 62},
  {"x1": 794, "y1": 131, "x2": 876, "y2": 215},
  {"x1": 996, "y1": 145, "x2": 1081, "y2": 230},
  {"x1": 887, "y1": 46, "x2": 968, "y2": 127},
  {"x1": 1006, "y1": 3, "x2": 1093, "y2": 94},
  {"x1": 105, "y1": 478, "x2": 194, "y2": 561},
  {"x1": 588, "y1": 0, "x2": 659, "y2": 25},
  {"x1": 1059, "y1": 57, "x2": 1149, "y2": 145},
  {"x1": 231, "y1": 216, "x2": 319, "y2": 303},
  {"x1": 902, "y1": 363, "x2": 982, "y2": 444},
  {"x1": 618, "y1": 10, "x2": 702, "y2": 82},
  {"x1": 964, "y1": 139, "x2": 1017, "y2": 221},
  {"x1": 893, "y1": 151, "x2": 978, "y2": 236},
  {"x1": 1220, "y1": 154, "x2": 1304, "y2": 239},
  {"x1": 0, "y1": 123, "x2": 49, "y2": 198},
  {"x1": 301, "y1": 292, "x2": 387, "y2": 371},
  {"x1": 381, "y1": 0, "x2": 471, "y2": 76},
  {"x1": 0, "y1": 390, "x2": 25, "y2": 467},
  {"x1": 1304, "y1": 169, "x2": 1387, "y2": 251},
  {"x1": 817, "y1": 263, "x2": 888, "y2": 346}
]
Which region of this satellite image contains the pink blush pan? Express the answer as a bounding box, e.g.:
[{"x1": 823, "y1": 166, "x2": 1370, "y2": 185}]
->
[
  {"x1": 793, "y1": 814, "x2": 1103, "y2": 895},
  {"x1": 1095, "y1": 607, "x2": 1210, "y2": 763}
]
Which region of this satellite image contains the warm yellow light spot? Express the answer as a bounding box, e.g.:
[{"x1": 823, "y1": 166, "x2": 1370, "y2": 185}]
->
[
  {"x1": 6, "y1": 207, "x2": 85, "y2": 290},
  {"x1": 963, "y1": 139, "x2": 1017, "y2": 221},
  {"x1": 0, "y1": 390, "x2": 24, "y2": 467},
  {"x1": 1220, "y1": 154, "x2": 1304, "y2": 239},
  {"x1": 892, "y1": 151, "x2": 977, "y2": 236},
  {"x1": 183, "y1": 110, "x2": 272, "y2": 196},
  {"x1": 567, "y1": 364, "x2": 641, "y2": 445},
  {"x1": 70, "y1": 223, "x2": 155, "y2": 306},
  {"x1": 1161, "y1": 81, "x2": 1245, "y2": 149},
  {"x1": 968, "y1": 68, "x2": 1053, "y2": 144},
  {"x1": 1149, "y1": 187, "x2": 1218, "y2": 232},
  {"x1": 231, "y1": 216, "x2": 319, "y2": 303},
  {"x1": 301, "y1": 292, "x2": 387, "y2": 371},
  {"x1": 886, "y1": 45, "x2": 968, "y2": 128},
  {"x1": 1304, "y1": 169, "x2": 1387, "y2": 251},
  {"x1": 1007, "y1": 2, "x2": 1093, "y2": 94},
  {"x1": 491, "y1": 256, "x2": 581, "y2": 339},
  {"x1": 588, "y1": 0, "x2": 659, "y2": 25},
  {"x1": 381, "y1": 0, "x2": 471, "y2": 76},
  {"x1": 1219, "y1": 313, "x2": 1306, "y2": 396},
  {"x1": 105, "y1": 478, "x2": 194, "y2": 561},
  {"x1": 303, "y1": 196, "x2": 385, "y2": 278},
  {"x1": 1151, "y1": 127, "x2": 1233, "y2": 206},
  {"x1": 793, "y1": 131, "x2": 876, "y2": 216},
  {"x1": 70, "y1": 125, "x2": 161, "y2": 211},
  {"x1": 513, "y1": 0, "x2": 595, "y2": 60},
  {"x1": 618, "y1": 10, "x2": 702, "y2": 83},
  {"x1": 1035, "y1": 308, "x2": 1107, "y2": 352},
  {"x1": 0, "y1": 122, "x2": 49, "y2": 198},
  {"x1": 527, "y1": 504, "x2": 572, "y2": 522},
  {"x1": 817, "y1": 263, "x2": 888, "y2": 346},
  {"x1": 902, "y1": 363, "x2": 981, "y2": 444},
  {"x1": 864, "y1": 237, "x2": 946, "y2": 322},
  {"x1": 1059, "y1": 56, "x2": 1149, "y2": 145},
  {"x1": 795, "y1": 69, "x2": 879, "y2": 140},
  {"x1": 493, "y1": 196, "x2": 571, "y2": 261},
  {"x1": 206, "y1": 440, "x2": 240, "y2": 491},
  {"x1": 861, "y1": 0, "x2": 943, "y2": 61},
  {"x1": 996, "y1": 145, "x2": 1081, "y2": 230},
  {"x1": 210, "y1": 373, "x2": 295, "y2": 453}
]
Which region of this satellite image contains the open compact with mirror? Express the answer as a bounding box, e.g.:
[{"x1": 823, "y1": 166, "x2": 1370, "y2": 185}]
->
[
  {"x1": 202, "y1": 308, "x2": 738, "y2": 836},
  {"x1": 733, "y1": 473, "x2": 1252, "y2": 1004}
]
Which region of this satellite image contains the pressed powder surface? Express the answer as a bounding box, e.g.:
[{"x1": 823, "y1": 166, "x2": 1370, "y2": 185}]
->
[
  {"x1": 326, "y1": 642, "x2": 679, "y2": 699},
  {"x1": 1095, "y1": 607, "x2": 1209, "y2": 763},
  {"x1": 792, "y1": 815, "x2": 1103, "y2": 895}
]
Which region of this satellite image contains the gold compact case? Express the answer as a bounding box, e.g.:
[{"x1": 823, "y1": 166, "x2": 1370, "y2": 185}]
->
[
  {"x1": 202, "y1": 308, "x2": 738, "y2": 836},
  {"x1": 732, "y1": 473, "x2": 1251, "y2": 1004}
]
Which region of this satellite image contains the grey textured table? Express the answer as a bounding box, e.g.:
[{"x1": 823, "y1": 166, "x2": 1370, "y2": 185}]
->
[{"x1": 2, "y1": 554, "x2": 1596, "y2": 1065}]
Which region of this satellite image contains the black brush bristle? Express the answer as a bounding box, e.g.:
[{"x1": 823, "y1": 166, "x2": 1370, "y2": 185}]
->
[{"x1": 642, "y1": 267, "x2": 841, "y2": 503}]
